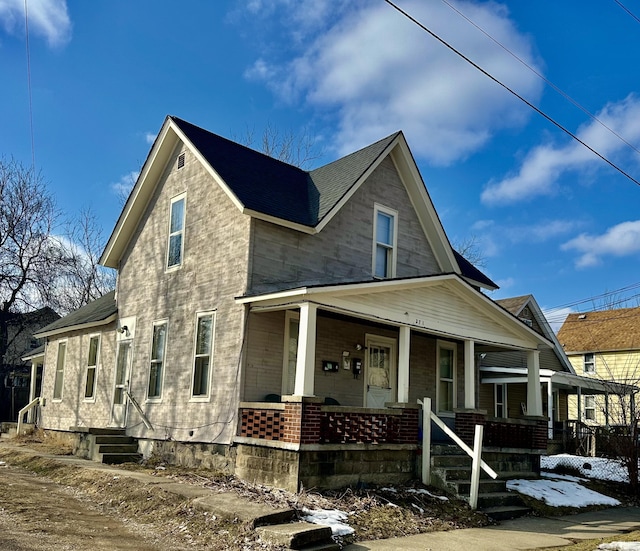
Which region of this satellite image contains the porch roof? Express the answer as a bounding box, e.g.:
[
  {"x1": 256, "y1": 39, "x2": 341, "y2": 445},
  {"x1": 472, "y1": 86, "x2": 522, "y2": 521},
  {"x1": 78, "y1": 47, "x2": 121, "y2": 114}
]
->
[
  {"x1": 236, "y1": 274, "x2": 552, "y2": 352},
  {"x1": 480, "y1": 366, "x2": 639, "y2": 395}
]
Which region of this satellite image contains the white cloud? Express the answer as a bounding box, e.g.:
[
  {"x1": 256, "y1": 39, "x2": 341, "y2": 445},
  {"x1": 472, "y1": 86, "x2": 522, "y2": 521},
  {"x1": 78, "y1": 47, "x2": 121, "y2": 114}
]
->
[
  {"x1": 482, "y1": 94, "x2": 640, "y2": 205},
  {"x1": 145, "y1": 132, "x2": 157, "y2": 145},
  {"x1": 561, "y1": 220, "x2": 640, "y2": 268},
  {"x1": 0, "y1": 0, "x2": 71, "y2": 47},
  {"x1": 111, "y1": 171, "x2": 139, "y2": 198},
  {"x1": 244, "y1": 0, "x2": 543, "y2": 165}
]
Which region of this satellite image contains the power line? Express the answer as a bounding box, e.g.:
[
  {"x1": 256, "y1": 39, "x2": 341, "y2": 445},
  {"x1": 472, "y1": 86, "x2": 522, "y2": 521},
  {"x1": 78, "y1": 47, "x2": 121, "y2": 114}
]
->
[
  {"x1": 442, "y1": 0, "x2": 640, "y2": 159},
  {"x1": 383, "y1": 0, "x2": 640, "y2": 188},
  {"x1": 24, "y1": 0, "x2": 35, "y2": 170},
  {"x1": 614, "y1": 0, "x2": 640, "y2": 25}
]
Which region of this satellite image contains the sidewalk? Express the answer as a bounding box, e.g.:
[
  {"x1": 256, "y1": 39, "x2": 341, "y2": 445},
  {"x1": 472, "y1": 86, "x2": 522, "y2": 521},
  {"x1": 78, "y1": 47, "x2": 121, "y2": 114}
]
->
[{"x1": 346, "y1": 507, "x2": 640, "y2": 551}]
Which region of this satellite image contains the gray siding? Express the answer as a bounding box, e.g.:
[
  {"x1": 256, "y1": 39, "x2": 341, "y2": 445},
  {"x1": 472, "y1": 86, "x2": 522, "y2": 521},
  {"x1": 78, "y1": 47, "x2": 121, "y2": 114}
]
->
[
  {"x1": 116, "y1": 144, "x2": 251, "y2": 443},
  {"x1": 248, "y1": 157, "x2": 440, "y2": 293}
]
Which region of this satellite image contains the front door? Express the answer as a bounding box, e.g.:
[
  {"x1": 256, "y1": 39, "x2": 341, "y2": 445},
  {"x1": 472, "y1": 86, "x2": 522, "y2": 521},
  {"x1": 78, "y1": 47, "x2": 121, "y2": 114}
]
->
[
  {"x1": 365, "y1": 335, "x2": 397, "y2": 408},
  {"x1": 111, "y1": 340, "x2": 132, "y2": 427}
]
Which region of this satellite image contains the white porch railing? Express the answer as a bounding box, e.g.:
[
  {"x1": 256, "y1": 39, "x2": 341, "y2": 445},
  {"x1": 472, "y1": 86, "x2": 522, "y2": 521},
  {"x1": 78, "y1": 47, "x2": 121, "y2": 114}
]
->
[
  {"x1": 418, "y1": 397, "x2": 497, "y2": 510},
  {"x1": 16, "y1": 397, "x2": 40, "y2": 436}
]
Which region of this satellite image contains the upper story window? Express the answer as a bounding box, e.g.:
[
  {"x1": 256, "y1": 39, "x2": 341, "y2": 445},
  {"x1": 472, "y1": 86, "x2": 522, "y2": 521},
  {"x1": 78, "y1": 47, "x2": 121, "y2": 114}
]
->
[
  {"x1": 84, "y1": 335, "x2": 100, "y2": 400},
  {"x1": 373, "y1": 204, "x2": 398, "y2": 278},
  {"x1": 167, "y1": 194, "x2": 186, "y2": 269},
  {"x1": 584, "y1": 352, "x2": 595, "y2": 374}
]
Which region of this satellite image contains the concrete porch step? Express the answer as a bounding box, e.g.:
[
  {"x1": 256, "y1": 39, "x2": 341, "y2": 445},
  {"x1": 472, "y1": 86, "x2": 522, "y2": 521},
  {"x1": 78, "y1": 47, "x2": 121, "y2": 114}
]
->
[
  {"x1": 256, "y1": 521, "x2": 336, "y2": 550},
  {"x1": 449, "y1": 478, "x2": 507, "y2": 495},
  {"x1": 94, "y1": 435, "x2": 136, "y2": 445},
  {"x1": 480, "y1": 504, "x2": 531, "y2": 521},
  {"x1": 97, "y1": 444, "x2": 139, "y2": 455},
  {"x1": 100, "y1": 452, "x2": 143, "y2": 464},
  {"x1": 477, "y1": 491, "x2": 526, "y2": 509}
]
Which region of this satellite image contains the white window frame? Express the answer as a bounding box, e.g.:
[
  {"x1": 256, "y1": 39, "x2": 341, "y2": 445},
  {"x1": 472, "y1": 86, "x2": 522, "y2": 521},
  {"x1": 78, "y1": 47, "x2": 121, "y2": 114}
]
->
[
  {"x1": 147, "y1": 320, "x2": 168, "y2": 402},
  {"x1": 436, "y1": 340, "x2": 457, "y2": 416},
  {"x1": 372, "y1": 204, "x2": 398, "y2": 279},
  {"x1": 584, "y1": 395, "x2": 596, "y2": 421},
  {"x1": 166, "y1": 192, "x2": 186, "y2": 271},
  {"x1": 190, "y1": 311, "x2": 216, "y2": 401},
  {"x1": 282, "y1": 311, "x2": 300, "y2": 396},
  {"x1": 83, "y1": 334, "x2": 101, "y2": 402},
  {"x1": 53, "y1": 340, "x2": 67, "y2": 401},
  {"x1": 494, "y1": 383, "x2": 507, "y2": 418},
  {"x1": 584, "y1": 352, "x2": 595, "y2": 374}
]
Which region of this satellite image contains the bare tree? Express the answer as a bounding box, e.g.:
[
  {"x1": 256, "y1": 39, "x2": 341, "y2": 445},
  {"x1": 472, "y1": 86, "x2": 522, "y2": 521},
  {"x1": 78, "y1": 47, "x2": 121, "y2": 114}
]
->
[
  {"x1": 452, "y1": 235, "x2": 487, "y2": 269},
  {"x1": 0, "y1": 158, "x2": 66, "y2": 368},
  {"x1": 57, "y1": 207, "x2": 116, "y2": 313},
  {"x1": 233, "y1": 122, "x2": 324, "y2": 169}
]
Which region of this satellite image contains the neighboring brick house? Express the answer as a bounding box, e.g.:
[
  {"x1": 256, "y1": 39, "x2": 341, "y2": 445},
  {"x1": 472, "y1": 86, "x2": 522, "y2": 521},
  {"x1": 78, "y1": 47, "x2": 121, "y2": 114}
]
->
[
  {"x1": 557, "y1": 307, "x2": 640, "y2": 427},
  {"x1": 36, "y1": 116, "x2": 556, "y2": 491}
]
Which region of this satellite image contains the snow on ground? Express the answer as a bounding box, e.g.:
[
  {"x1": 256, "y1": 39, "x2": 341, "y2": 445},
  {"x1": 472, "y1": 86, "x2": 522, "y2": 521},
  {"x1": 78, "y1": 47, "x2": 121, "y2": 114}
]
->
[
  {"x1": 301, "y1": 507, "x2": 355, "y2": 536},
  {"x1": 598, "y1": 544, "x2": 640, "y2": 550},
  {"x1": 542, "y1": 454, "x2": 629, "y2": 483},
  {"x1": 507, "y1": 475, "x2": 621, "y2": 507}
]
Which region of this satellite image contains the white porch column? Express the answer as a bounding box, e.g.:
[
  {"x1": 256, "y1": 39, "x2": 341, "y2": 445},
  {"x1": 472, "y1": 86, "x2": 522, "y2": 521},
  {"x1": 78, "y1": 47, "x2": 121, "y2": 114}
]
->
[
  {"x1": 397, "y1": 326, "x2": 410, "y2": 403},
  {"x1": 464, "y1": 339, "x2": 475, "y2": 409},
  {"x1": 526, "y1": 350, "x2": 543, "y2": 416},
  {"x1": 547, "y1": 380, "x2": 553, "y2": 438},
  {"x1": 577, "y1": 386, "x2": 582, "y2": 422},
  {"x1": 27, "y1": 360, "x2": 39, "y2": 424},
  {"x1": 294, "y1": 302, "x2": 317, "y2": 397}
]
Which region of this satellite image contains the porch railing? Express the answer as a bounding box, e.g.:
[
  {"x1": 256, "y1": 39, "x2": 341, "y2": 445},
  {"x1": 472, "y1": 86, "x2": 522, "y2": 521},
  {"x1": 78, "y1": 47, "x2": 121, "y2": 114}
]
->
[
  {"x1": 419, "y1": 397, "x2": 497, "y2": 510},
  {"x1": 16, "y1": 397, "x2": 40, "y2": 436}
]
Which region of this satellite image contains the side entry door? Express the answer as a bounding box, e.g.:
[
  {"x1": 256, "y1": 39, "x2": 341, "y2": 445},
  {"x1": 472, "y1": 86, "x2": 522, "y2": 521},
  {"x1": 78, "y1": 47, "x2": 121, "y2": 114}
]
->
[{"x1": 110, "y1": 340, "x2": 132, "y2": 427}]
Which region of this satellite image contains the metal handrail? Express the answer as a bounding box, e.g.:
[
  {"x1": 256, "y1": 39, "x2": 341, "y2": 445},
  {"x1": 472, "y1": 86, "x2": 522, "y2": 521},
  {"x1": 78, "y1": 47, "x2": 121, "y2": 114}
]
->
[
  {"x1": 418, "y1": 397, "x2": 497, "y2": 510},
  {"x1": 16, "y1": 397, "x2": 40, "y2": 435},
  {"x1": 124, "y1": 389, "x2": 153, "y2": 430}
]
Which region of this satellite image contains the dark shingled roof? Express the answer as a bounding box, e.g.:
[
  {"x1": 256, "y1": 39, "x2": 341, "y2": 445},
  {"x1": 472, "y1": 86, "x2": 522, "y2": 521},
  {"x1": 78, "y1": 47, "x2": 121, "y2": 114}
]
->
[
  {"x1": 171, "y1": 116, "x2": 398, "y2": 227},
  {"x1": 36, "y1": 291, "x2": 117, "y2": 336},
  {"x1": 495, "y1": 295, "x2": 531, "y2": 316},
  {"x1": 453, "y1": 250, "x2": 498, "y2": 289}
]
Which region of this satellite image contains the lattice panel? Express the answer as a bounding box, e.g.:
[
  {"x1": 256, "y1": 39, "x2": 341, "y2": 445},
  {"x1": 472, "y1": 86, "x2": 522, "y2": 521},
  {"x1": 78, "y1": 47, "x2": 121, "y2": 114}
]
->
[{"x1": 239, "y1": 409, "x2": 283, "y2": 441}]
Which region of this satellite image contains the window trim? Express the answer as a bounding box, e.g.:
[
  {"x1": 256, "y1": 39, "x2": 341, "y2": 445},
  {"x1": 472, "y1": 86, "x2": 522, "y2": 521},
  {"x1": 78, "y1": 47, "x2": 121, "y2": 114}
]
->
[
  {"x1": 372, "y1": 203, "x2": 398, "y2": 279},
  {"x1": 584, "y1": 394, "x2": 596, "y2": 421},
  {"x1": 147, "y1": 319, "x2": 168, "y2": 402},
  {"x1": 190, "y1": 311, "x2": 216, "y2": 401},
  {"x1": 282, "y1": 311, "x2": 300, "y2": 396},
  {"x1": 494, "y1": 383, "x2": 507, "y2": 418},
  {"x1": 83, "y1": 334, "x2": 101, "y2": 402},
  {"x1": 436, "y1": 340, "x2": 457, "y2": 417},
  {"x1": 583, "y1": 352, "x2": 595, "y2": 374},
  {"x1": 52, "y1": 340, "x2": 67, "y2": 401},
  {"x1": 166, "y1": 192, "x2": 186, "y2": 271}
]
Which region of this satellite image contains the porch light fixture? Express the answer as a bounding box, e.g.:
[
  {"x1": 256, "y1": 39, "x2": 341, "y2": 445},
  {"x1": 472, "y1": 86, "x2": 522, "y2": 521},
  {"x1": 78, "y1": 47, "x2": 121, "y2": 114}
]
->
[
  {"x1": 355, "y1": 344, "x2": 363, "y2": 351},
  {"x1": 117, "y1": 325, "x2": 129, "y2": 336}
]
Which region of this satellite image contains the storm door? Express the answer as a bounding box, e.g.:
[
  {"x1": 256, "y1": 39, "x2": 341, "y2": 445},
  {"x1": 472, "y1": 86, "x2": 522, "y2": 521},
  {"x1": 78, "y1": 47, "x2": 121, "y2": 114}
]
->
[
  {"x1": 110, "y1": 340, "x2": 132, "y2": 427},
  {"x1": 364, "y1": 335, "x2": 397, "y2": 408}
]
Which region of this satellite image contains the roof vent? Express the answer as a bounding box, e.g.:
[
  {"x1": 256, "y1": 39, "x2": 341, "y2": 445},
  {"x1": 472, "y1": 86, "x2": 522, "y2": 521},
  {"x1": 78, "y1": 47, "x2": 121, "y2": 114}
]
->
[
  {"x1": 177, "y1": 152, "x2": 185, "y2": 169},
  {"x1": 578, "y1": 314, "x2": 587, "y2": 320}
]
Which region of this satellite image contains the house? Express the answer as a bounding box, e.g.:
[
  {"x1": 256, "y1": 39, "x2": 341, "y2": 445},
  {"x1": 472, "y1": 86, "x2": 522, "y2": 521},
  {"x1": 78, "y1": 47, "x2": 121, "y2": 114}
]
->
[
  {"x1": 35, "y1": 116, "x2": 556, "y2": 492},
  {"x1": 479, "y1": 295, "x2": 628, "y2": 454},
  {"x1": 0, "y1": 307, "x2": 59, "y2": 422},
  {"x1": 557, "y1": 307, "x2": 640, "y2": 428}
]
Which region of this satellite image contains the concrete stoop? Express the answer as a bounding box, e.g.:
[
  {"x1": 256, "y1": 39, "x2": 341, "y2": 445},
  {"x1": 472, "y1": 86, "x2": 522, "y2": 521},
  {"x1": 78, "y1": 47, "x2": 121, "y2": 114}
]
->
[
  {"x1": 430, "y1": 445, "x2": 532, "y2": 521},
  {"x1": 256, "y1": 522, "x2": 339, "y2": 550},
  {"x1": 72, "y1": 427, "x2": 142, "y2": 465}
]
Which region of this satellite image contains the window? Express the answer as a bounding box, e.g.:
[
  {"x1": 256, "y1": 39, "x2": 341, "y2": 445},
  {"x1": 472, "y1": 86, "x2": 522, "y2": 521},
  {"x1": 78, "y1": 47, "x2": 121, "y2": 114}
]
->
[
  {"x1": 192, "y1": 312, "x2": 215, "y2": 398},
  {"x1": 373, "y1": 205, "x2": 397, "y2": 278},
  {"x1": 437, "y1": 341, "x2": 456, "y2": 414},
  {"x1": 84, "y1": 335, "x2": 100, "y2": 400},
  {"x1": 167, "y1": 194, "x2": 186, "y2": 269},
  {"x1": 495, "y1": 383, "x2": 507, "y2": 418},
  {"x1": 584, "y1": 395, "x2": 596, "y2": 420},
  {"x1": 53, "y1": 341, "x2": 67, "y2": 400},
  {"x1": 584, "y1": 352, "x2": 595, "y2": 374},
  {"x1": 148, "y1": 321, "x2": 167, "y2": 399}
]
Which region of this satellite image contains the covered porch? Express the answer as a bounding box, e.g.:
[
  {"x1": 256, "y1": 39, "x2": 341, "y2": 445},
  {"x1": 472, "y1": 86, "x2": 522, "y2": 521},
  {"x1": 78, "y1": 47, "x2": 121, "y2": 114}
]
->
[{"x1": 234, "y1": 276, "x2": 552, "y2": 490}]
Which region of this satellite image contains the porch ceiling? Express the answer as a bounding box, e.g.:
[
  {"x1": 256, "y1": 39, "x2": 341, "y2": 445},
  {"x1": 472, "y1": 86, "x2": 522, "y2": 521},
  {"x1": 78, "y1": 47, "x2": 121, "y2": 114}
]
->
[{"x1": 237, "y1": 275, "x2": 552, "y2": 351}]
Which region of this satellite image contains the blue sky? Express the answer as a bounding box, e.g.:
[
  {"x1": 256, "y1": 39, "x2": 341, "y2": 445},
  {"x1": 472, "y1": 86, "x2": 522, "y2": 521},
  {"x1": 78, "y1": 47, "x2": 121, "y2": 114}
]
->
[{"x1": 2, "y1": 0, "x2": 640, "y2": 329}]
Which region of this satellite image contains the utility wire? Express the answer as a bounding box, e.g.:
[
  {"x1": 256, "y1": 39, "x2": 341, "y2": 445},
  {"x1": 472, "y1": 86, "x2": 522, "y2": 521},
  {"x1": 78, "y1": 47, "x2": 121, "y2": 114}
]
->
[
  {"x1": 442, "y1": 0, "x2": 640, "y2": 159},
  {"x1": 24, "y1": 0, "x2": 35, "y2": 170},
  {"x1": 383, "y1": 0, "x2": 640, "y2": 188},
  {"x1": 614, "y1": 0, "x2": 640, "y2": 25}
]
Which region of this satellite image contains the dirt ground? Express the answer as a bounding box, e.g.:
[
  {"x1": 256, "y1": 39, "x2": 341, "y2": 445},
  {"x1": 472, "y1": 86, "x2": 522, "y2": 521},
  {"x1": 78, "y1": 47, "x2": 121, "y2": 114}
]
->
[{"x1": 0, "y1": 463, "x2": 189, "y2": 551}]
